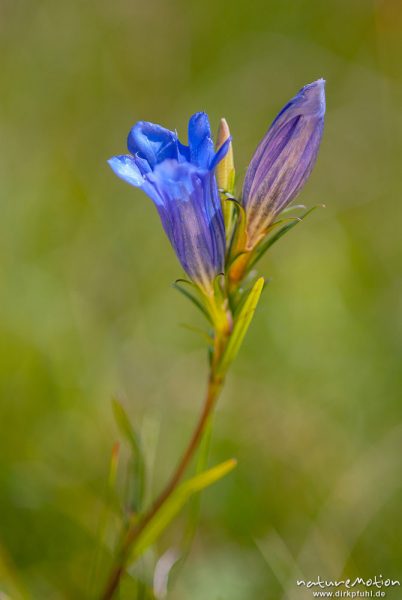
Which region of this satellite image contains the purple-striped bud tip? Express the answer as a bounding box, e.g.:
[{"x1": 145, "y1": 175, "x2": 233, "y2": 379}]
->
[{"x1": 243, "y1": 79, "x2": 326, "y2": 248}]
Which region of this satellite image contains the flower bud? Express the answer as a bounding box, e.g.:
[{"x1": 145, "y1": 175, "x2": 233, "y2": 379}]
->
[
  {"x1": 243, "y1": 79, "x2": 325, "y2": 248},
  {"x1": 216, "y1": 118, "x2": 235, "y2": 242},
  {"x1": 216, "y1": 118, "x2": 235, "y2": 195}
]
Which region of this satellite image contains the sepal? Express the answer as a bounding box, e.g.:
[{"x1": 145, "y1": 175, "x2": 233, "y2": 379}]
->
[{"x1": 173, "y1": 279, "x2": 213, "y2": 324}]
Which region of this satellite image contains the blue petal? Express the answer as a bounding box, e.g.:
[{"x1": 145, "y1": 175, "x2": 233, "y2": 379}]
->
[
  {"x1": 133, "y1": 154, "x2": 152, "y2": 176},
  {"x1": 188, "y1": 112, "x2": 215, "y2": 169},
  {"x1": 210, "y1": 136, "x2": 231, "y2": 170},
  {"x1": 145, "y1": 160, "x2": 225, "y2": 291},
  {"x1": 108, "y1": 155, "x2": 144, "y2": 187},
  {"x1": 109, "y1": 112, "x2": 225, "y2": 290},
  {"x1": 243, "y1": 79, "x2": 325, "y2": 246},
  {"x1": 127, "y1": 122, "x2": 180, "y2": 167},
  {"x1": 177, "y1": 140, "x2": 191, "y2": 163}
]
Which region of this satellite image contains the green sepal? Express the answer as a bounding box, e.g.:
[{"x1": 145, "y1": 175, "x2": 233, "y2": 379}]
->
[
  {"x1": 218, "y1": 189, "x2": 237, "y2": 201},
  {"x1": 173, "y1": 280, "x2": 212, "y2": 324},
  {"x1": 220, "y1": 184, "x2": 236, "y2": 245},
  {"x1": 112, "y1": 399, "x2": 146, "y2": 514},
  {"x1": 216, "y1": 276, "x2": 264, "y2": 377},
  {"x1": 129, "y1": 459, "x2": 237, "y2": 561},
  {"x1": 227, "y1": 200, "x2": 248, "y2": 262},
  {"x1": 248, "y1": 205, "x2": 324, "y2": 270},
  {"x1": 213, "y1": 272, "x2": 226, "y2": 304}
]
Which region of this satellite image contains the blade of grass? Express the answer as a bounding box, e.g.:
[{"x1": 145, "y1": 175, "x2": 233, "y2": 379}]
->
[{"x1": 112, "y1": 399, "x2": 145, "y2": 514}]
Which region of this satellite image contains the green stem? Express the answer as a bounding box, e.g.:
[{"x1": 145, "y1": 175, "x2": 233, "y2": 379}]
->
[{"x1": 100, "y1": 372, "x2": 224, "y2": 600}]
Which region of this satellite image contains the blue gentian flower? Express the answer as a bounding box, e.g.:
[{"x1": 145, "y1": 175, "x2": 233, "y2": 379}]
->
[
  {"x1": 243, "y1": 79, "x2": 326, "y2": 247},
  {"x1": 108, "y1": 113, "x2": 230, "y2": 293}
]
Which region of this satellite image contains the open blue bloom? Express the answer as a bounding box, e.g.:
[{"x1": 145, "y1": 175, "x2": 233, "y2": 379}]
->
[
  {"x1": 108, "y1": 113, "x2": 230, "y2": 293},
  {"x1": 243, "y1": 79, "x2": 326, "y2": 247}
]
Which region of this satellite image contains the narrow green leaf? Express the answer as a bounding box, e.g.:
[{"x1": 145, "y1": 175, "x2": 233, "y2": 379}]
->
[
  {"x1": 89, "y1": 441, "x2": 122, "y2": 595},
  {"x1": 131, "y1": 459, "x2": 237, "y2": 560},
  {"x1": 172, "y1": 281, "x2": 212, "y2": 324},
  {"x1": 108, "y1": 441, "x2": 120, "y2": 490},
  {"x1": 217, "y1": 277, "x2": 264, "y2": 376},
  {"x1": 232, "y1": 278, "x2": 259, "y2": 319},
  {"x1": 249, "y1": 205, "x2": 324, "y2": 270},
  {"x1": 267, "y1": 216, "x2": 302, "y2": 230},
  {"x1": 112, "y1": 399, "x2": 146, "y2": 513},
  {"x1": 112, "y1": 399, "x2": 142, "y2": 459},
  {"x1": 280, "y1": 203, "x2": 307, "y2": 215},
  {"x1": 162, "y1": 414, "x2": 216, "y2": 592},
  {"x1": 183, "y1": 414, "x2": 214, "y2": 543},
  {"x1": 179, "y1": 323, "x2": 213, "y2": 346},
  {"x1": 248, "y1": 218, "x2": 300, "y2": 270}
]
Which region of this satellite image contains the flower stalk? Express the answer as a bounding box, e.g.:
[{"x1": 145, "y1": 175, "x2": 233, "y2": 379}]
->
[{"x1": 104, "y1": 78, "x2": 326, "y2": 598}]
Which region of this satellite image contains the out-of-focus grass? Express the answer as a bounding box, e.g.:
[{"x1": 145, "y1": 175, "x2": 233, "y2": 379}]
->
[{"x1": 1, "y1": 0, "x2": 402, "y2": 598}]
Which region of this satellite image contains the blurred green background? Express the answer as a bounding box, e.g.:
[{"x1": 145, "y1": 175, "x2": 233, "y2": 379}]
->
[{"x1": 1, "y1": 0, "x2": 402, "y2": 598}]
